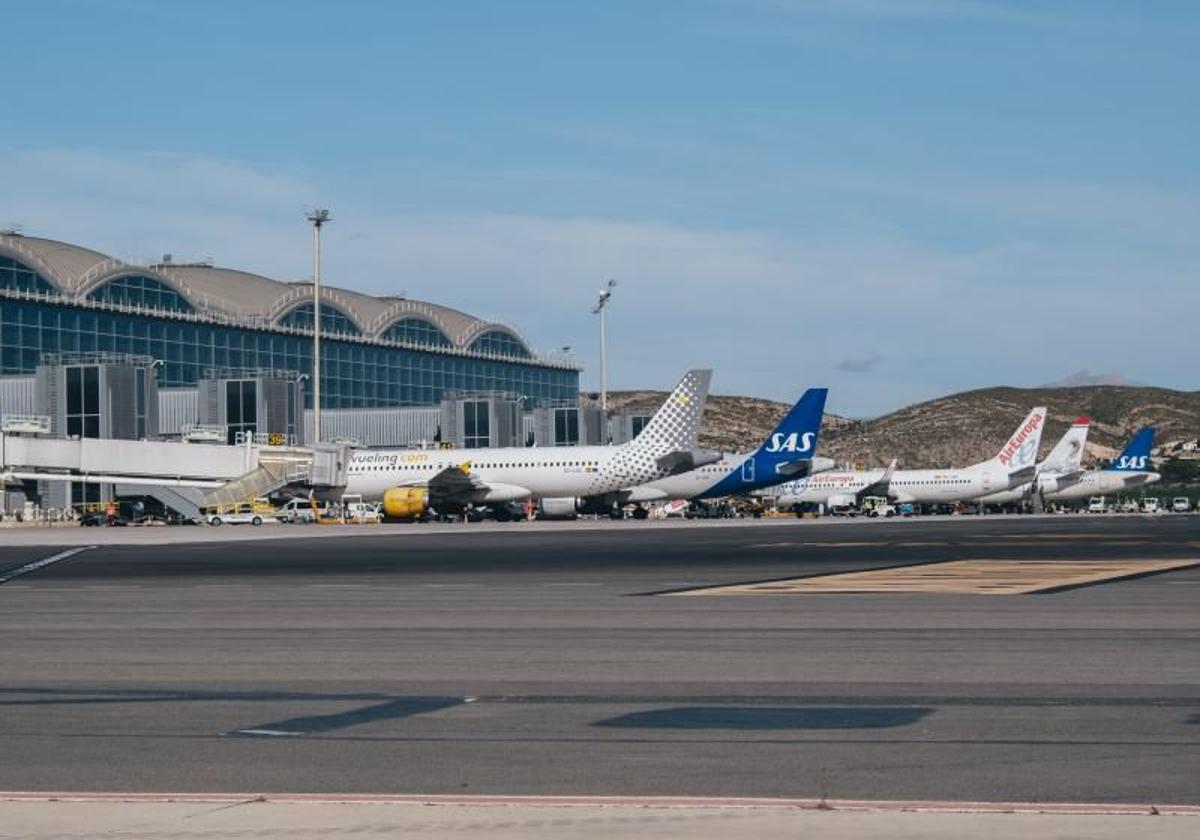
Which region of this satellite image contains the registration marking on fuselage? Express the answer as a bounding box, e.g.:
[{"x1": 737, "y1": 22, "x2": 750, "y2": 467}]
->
[{"x1": 671, "y1": 558, "x2": 1200, "y2": 596}]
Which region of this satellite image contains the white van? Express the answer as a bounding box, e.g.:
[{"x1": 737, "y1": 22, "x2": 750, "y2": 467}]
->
[
  {"x1": 276, "y1": 497, "x2": 327, "y2": 524},
  {"x1": 1141, "y1": 497, "x2": 1161, "y2": 514},
  {"x1": 1087, "y1": 496, "x2": 1108, "y2": 514},
  {"x1": 1172, "y1": 497, "x2": 1192, "y2": 513}
]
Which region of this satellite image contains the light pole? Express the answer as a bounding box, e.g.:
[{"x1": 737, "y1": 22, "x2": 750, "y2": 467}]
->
[
  {"x1": 305, "y1": 208, "x2": 330, "y2": 443},
  {"x1": 591, "y1": 280, "x2": 617, "y2": 437}
]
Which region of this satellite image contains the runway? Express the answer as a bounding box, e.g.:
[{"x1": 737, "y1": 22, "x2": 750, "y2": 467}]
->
[{"x1": 1, "y1": 515, "x2": 1198, "y2": 804}]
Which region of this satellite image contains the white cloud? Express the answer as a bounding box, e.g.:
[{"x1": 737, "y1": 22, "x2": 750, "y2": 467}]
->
[{"x1": 1, "y1": 146, "x2": 1196, "y2": 416}]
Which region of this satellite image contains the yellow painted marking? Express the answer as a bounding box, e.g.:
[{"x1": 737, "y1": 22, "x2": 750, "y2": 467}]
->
[{"x1": 676, "y1": 558, "x2": 1200, "y2": 596}]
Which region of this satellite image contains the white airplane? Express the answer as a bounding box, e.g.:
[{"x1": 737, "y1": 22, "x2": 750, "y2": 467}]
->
[
  {"x1": 767, "y1": 407, "x2": 1048, "y2": 510},
  {"x1": 976, "y1": 416, "x2": 1091, "y2": 506},
  {"x1": 1043, "y1": 426, "x2": 1159, "y2": 502},
  {"x1": 343, "y1": 369, "x2": 716, "y2": 519},
  {"x1": 537, "y1": 387, "x2": 835, "y2": 519}
]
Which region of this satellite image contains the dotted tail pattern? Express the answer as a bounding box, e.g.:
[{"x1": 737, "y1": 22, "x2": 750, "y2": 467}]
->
[{"x1": 589, "y1": 369, "x2": 713, "y2": 495}]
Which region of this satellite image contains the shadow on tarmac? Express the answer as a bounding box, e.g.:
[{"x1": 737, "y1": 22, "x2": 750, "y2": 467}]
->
[{"x1": 592, "y1": 706, "x2": 934, "y2": 730}]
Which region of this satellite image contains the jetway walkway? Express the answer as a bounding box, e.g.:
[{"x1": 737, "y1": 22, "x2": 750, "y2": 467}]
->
[{"x1": 1, "y1": 432, "x2": 351, "y2": 517}]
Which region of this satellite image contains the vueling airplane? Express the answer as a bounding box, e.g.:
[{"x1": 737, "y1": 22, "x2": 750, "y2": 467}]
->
[
  {"x1": 767, "y1": 407, "x2": 1048, "y2": 510},
  {"x1": 1043, "y1": 426, "x2": 1159, "y2": 502},
  {"x1": 976, "y1": 416, "x2": 1091, "y2": 505},
  {"x1": 343, "y1": 369, "x2": 716, "y2": 519},
  {"x1": 537, "y1": 387, "x2": 833, "y2": 519}
]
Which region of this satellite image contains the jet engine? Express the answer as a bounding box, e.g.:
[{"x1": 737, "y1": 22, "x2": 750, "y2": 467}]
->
[
  {"x1": 537, "y1": 498, "x2": 581, "y2": 520},
  {"x1": 382, "y1": 487, "x2": 430, "y2": 520}
]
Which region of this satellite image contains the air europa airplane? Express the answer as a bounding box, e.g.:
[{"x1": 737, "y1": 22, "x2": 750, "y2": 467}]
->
[
  {"x1": 976, "y1": 416, "x2": 1091, "y2": 505},
  {"x1": 768, "y1": 407, "x2": 1048, "y2": 509},
  {"x1": 342, "y1": 369, "x2": 717, "y2": 520},
  {"x1": 537, "y1": 387, "x2": 833, "y2": 519}
]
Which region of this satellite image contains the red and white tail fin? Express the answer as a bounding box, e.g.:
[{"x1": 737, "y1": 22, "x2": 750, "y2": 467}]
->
[
  {"x1": 1040, "y1": 416, "x2": 1090, "y2": 474},
  {"x1": 987, "y1": 407, "x2": 1047, "y2": 475}
]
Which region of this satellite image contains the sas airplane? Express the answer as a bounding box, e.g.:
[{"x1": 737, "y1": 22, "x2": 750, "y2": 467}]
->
[
  {"x1": 344, "y1": 369, "x2": 717, "y2": 520},
  {"x1": 537, "y1": 387, "x2": 834, "y2": 519},
  {"x1": 1042, "y1": 426, "x2": 1159, "y2": 502},
  {"x1": 976, "y1": 416, "x2": 1091, "y2": 506},
  {"x1": 768, "y1": 407, "x2": 1048, "y2": 510}
]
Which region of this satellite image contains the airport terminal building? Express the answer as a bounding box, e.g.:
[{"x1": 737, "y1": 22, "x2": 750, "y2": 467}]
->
[
  {"x1": 0, "y1": 231, "x2": 611, "y2": 511},
  {"x1": 0, "y1": 229, "x2": 593, "y2": 438}
]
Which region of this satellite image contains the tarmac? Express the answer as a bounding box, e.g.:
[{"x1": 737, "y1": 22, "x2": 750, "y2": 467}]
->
[{"x1": 1, "y1": 514, "x2": 1197, "y2": 836}]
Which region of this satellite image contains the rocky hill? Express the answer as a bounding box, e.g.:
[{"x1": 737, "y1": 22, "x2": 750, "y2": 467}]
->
[{"x1": 601, "y1": 386, "x2": 1200, "y2": 468}]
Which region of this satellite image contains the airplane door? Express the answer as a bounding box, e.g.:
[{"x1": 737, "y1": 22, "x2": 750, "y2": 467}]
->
[{"x1": 741, "y1": 458, "x2": 755, "y2": 484}]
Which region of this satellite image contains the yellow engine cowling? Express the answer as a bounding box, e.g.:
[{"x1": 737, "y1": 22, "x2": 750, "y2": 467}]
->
[{"x1": 382, "y1": 487, "x2": 430, "y2": 520}]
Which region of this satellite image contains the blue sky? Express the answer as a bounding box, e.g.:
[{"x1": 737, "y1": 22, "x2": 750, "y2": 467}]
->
[{"x1": 2, "y1": 0, "x2": 1197, "y2": 416}]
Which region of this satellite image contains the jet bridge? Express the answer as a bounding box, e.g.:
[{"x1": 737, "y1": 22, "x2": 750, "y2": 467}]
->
[{"x1": 1, "y1": 430, "x2": 350, "y2": 517}]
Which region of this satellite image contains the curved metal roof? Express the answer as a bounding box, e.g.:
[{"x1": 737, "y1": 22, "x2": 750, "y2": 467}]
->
[{"x1": 0, "y1": 232, "x2": 539, "y2": 357}]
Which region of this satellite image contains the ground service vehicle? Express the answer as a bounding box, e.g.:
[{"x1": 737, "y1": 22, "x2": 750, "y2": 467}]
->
[
  {"x1": 205, "y1": 501, "x2": 277, "y2": 526},
  {"x1": 1142, "y1": 497, "x2": 1161, "y2": 514},
  {"x1": 1173, "y1": 497, "x2": 1192, "y2": 513},
  {"x1": 1088, "y1": 496, "x2": 1108, "y2": 513}
]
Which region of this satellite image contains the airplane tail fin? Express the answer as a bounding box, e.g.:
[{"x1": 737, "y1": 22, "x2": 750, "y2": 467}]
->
[
  {"x1": 752, "y1": 387, "x2": 829, "y2": 477},
  {"x1": 1105, "y1": 426, "x2": 1155, "y2": 472},
  {"x1": 989, "y1": 407, "x2": 1047, "y2": 473},
  {"x1": 1040, "y1": 416, "x2": 1091, "y2": 474},
  {"x1": 626, "y1": 369, "x2": 713, "y2": 471}
]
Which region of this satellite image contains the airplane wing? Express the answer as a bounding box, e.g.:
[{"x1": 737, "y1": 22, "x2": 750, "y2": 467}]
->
[
  {"x1": 856, "y1": 459, "x2": 897, "y2": 502},
  {"x1": 426, "y1": 461, "x2": 490, "y2": 505}
]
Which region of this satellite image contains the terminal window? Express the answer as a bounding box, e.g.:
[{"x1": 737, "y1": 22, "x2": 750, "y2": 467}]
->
[
  {"x1": 554, "y1": 408, "x2": 580, "y2": 446},
  {"x1": 464, "y1": 400, "x2": 490, "y2": 448},
  {"x1": 226, "y1": 380, "x2": 257, "y2": 443},
  {"x1": 65, "y1": 366, "x2": 101, "y2": 438}
]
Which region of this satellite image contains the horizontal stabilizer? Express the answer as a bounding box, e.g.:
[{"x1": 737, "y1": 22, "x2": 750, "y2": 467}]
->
[{"x1": 656, "y1": 448, "x2": 721, "y2": 476}]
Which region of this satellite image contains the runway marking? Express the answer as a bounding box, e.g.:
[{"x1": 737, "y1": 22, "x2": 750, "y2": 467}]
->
[
  {"x1": 230, "y1": 729, "x2": 305, "y2": 737},
  {"x1": 0, "y1": 546, "x2": 95, "y2": 585},
  {"x1": 2, "y1": 791, "x2": 1197, "y2": 815},
  {"x1": 671, "y1": 558, "x2": 1200, "y2": 596}
]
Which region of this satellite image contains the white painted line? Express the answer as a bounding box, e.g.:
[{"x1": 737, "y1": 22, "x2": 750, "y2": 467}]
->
[
  {"x1": 0, "y1": 546, "x2": 96, "y2": 585},
  {"x1": 230, "y1": 729, "x2": 304, "y2": 737}
]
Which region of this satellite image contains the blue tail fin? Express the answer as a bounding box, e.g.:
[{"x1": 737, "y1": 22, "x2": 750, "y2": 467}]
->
[
  {"x1": 1106, "y1": 426, "x2": 1155, "y2": 472},
  {"x1": 755, "y1": 388, "x2": 829, "y2": 471}
]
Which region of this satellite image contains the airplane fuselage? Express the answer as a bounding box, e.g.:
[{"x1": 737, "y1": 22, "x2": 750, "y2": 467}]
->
[{"x1": 345, "y1": 444, "x2": 689, "y2": 503}]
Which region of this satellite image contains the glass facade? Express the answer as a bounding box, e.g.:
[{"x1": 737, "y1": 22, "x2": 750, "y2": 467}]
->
[
  {"x1": 469, "y1": 330, "x2": 531, "y2": 359},
  {"x1": 277, "y1": 302, "x2": 361, "y2": 336},
  {"x1": 381, "y1": 317, "x2": 451, "y2": 348},
  {"x1": 87, "y1": 275, "x2": 194, "y2": 313},
  {"x1": 1, "y1": 273, "x2": 578, "y2": 410},
  {"x1": 225, "y1": 380, "x2": 257, "y2": 443},
  {"x1": 1, "y1": 256, "x2": 57, "y2": 295},
  {"x1": 554, "y1": 407, "x2": 579, "y2": 446},
  {"x1": 463, "y1": 400, "x2": 490, "y2": 448},
  {"x1": 65, "y1": 366, "x2": 101, "y2": 438}
]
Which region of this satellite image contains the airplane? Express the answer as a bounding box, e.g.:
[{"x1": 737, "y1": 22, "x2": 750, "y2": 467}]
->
[
  {"x1": 537, "y1": 387, "x2": 835, "y2": 519},
  {"x1": 975, "y1": 416, "x2": 1091, "y2": 506},
  {"x1": 766, "y1": 406, "x2": 1048, "y2": 510},
  {"x1": 343, "y1": 369, "x2": 717, "y2": 520},
  {"x1": 1042, "y1": 426, "x2": 1159, "y2": 502}
]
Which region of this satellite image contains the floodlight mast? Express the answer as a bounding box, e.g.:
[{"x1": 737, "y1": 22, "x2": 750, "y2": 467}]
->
[
  {"x1": 591, "y1": 279, "x2": 617, "y2": 434},
  {"x1": 306, "y1": 208, "x2": 331, "y2": 444}
]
